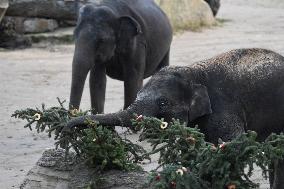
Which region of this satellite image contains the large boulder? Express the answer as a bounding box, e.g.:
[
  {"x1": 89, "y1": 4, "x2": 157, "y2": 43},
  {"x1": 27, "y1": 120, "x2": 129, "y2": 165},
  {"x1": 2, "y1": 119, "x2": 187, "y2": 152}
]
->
[
  {"x1": 20, "y1": 149, "x2": 149, "y2": 189},
  {"x1": 23, "y1": 18, "x2": 59, "y2": 33},
  {"x1": 0, "y1": 18, "x2": 31, "y2": 49},
  {"x1": 155, "y1": 0, "x2": 215, "y2": 31},
  {"x1": 6, "y1": 0, "x2": 80, "y2": 20},
  {"x1": 3, "y1": 17, "x2": 59, "y2": 34}
]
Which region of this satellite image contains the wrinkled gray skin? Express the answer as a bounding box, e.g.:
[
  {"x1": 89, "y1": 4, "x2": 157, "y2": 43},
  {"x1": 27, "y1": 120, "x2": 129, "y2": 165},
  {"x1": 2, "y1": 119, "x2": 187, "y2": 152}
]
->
[
  {"x1": 66, "y1": 48, "x2": 284, "y2": 189},
  {"x1": 69, "y1": 0, "x2": 172, "y2": 113}
]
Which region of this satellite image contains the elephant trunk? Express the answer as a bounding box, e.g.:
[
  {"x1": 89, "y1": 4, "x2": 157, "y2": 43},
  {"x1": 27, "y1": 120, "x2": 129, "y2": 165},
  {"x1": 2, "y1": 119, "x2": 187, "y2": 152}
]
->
[
  {"x1": 69, "y1": 68, "x2": 88, "y2": 110},
  {"x1": 69, "y1": 39, "x2": 94, "y2": 110},
  {"x1": 66, "y1": 100, "x2": 152, "y2": 130},
  {"x1": 66, "y1": 109, "x2": 136, "y2": 131},
  {"x1": 88, "y1": 110, "x2": 134, "y2": 127}
]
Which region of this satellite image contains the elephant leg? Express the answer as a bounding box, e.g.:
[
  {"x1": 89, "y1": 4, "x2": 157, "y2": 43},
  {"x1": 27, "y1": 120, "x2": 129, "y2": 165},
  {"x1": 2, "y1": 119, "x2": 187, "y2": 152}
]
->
[
  {"x1": 122, "y1": 46, "x2": 146, "y2": 109},
  {"x1": 271, "y1": 159, "x2": 284, "y2": 189},
  {"x1": 155, "y1": 49, "x2": 170, "y2": 72},
  {"x1": 124, "y1": 76, "x2": 143, "y2": 109},
  {"x1": 89, "y1": 64, "x2": 106, "y2": 114}
]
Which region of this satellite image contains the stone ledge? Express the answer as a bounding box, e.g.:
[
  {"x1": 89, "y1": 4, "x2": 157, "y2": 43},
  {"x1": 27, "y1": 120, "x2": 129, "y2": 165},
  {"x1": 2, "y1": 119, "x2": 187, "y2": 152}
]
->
[
  {"x1": 21, "y1": 149, "x2": 149, "y2": 189},
  {"x1": 27, "y1": 27, "x2": 74, "y2": 44}
]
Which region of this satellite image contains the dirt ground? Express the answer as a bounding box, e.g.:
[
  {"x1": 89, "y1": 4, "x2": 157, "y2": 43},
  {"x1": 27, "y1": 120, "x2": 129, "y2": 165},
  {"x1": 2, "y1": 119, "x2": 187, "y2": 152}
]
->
[{"x1": 0, "y1": 0, "x2": 284, "y2": 188}]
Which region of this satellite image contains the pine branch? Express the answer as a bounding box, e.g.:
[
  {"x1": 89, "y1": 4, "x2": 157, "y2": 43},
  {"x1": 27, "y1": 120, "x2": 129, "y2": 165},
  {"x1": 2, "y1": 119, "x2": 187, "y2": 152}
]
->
[
  {"x1": 12, "y1": 99, "x2": 147, "y2": 171},
  {"x1": 134, "y1": 116, "x2": 284, "y2": 189},
  {"x1": 13, "y1": 102, "x2": 284, "y2": 188}
]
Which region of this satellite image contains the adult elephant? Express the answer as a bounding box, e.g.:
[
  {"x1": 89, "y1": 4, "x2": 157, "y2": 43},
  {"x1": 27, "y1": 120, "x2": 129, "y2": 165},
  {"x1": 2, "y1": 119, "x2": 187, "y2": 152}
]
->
[
  {"x1": 66, "y1": 48, "x2": 284, "y2": 189},
  {"x1": 69, "y1": 0, "x2": 172, "y2": 114}
]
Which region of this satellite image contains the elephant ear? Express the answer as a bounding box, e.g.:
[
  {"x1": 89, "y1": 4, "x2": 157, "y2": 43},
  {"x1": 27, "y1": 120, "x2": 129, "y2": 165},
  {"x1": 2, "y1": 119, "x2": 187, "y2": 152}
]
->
[
  {"x1": 188, "y1": 84, "x2": 212, "y2": 121},
  {"x1": 117, "y1": 16, "x2": 142, "y2": 53},
  {"x1": 118, "y1": 16, "x2": 142, "y2": 36}
]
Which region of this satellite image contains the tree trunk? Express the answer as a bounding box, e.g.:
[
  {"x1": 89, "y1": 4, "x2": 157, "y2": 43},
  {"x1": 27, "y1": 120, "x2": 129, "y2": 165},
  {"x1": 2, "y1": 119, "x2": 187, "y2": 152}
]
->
[{"x1": 6, "y1": 0, "x2": 98, "y2": 21}]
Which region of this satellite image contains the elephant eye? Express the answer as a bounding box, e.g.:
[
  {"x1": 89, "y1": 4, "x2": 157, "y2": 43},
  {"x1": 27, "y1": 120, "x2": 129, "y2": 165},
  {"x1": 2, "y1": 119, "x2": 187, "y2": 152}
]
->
[{"x1": 157, "y1": 97, "x2": 169, "y2": 108}]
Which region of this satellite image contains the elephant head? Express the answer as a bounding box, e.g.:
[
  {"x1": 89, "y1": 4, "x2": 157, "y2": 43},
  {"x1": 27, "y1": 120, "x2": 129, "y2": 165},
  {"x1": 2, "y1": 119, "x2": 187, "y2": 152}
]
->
[
  {"x1": 66, "y1": 67, "x2": 212, "y2": 129},
  {"x1": 69, "y1": 4, "x2": 142, "y2": 111}
]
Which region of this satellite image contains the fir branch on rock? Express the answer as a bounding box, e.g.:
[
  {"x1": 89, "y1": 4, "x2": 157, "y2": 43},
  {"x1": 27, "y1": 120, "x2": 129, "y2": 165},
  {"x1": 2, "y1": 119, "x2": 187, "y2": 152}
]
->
[
  {"x1": 12, "y1": 99, "x2": 148, "y2": 171},
  {"x1": 11, "y1": 98, "x2": 89, "y2": 138}
]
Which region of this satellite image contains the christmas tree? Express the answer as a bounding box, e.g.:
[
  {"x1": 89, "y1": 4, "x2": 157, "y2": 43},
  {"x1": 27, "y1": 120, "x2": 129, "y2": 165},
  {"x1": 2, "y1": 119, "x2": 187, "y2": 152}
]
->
[{"x1": 13, "y1": 100, "x2": 284, "y2": 188}]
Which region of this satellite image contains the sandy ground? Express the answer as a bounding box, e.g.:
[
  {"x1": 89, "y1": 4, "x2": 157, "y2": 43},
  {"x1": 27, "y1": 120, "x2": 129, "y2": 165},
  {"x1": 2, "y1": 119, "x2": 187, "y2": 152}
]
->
[{"x1": 0, "y1": 0, "x2": 284, "y2": 188}]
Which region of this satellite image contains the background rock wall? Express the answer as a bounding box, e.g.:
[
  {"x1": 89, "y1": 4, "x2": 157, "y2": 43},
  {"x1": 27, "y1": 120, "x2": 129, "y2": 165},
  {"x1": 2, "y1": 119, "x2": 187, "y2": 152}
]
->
[
  {"x1": 3, "y1": 0, "x2": 215, "y2": 34},
  {"x1": 0, "y1": 0, "x2": 216, "y2": 48}
]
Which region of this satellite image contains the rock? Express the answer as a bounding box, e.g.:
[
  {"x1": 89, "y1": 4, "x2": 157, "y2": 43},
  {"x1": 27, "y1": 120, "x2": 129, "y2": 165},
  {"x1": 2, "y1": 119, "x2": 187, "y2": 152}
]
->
[
  {"x1": 20, "y1": 149, "x2": 149, "y2": 189},
  {"x1": 204, "y1": 0, "x2": 220, "y2": 16},
  {"x1": 155, "y1": 0, "x2": 215, "y2": 31},
  {"x1": 0, "y1": 18, "x2": 31, "y2": 49},
  {"x1": 4, "y1": 16, "x2": 59, "y2": 34},
  {"x1": 5, "y1": 0, "x2": 99, "y2": 20},
  {"x1": 6, "y1": 0, "x2": 215, "y2": 32},
  {"x1": 58, "y1": 20, "x2": 77, "y2": 27},
  {"x1": 2, "y1": 16, "x2": 25, "y2": 34},
  {"x1": 27, "y1": 27, "x2": 74, "y2": 44},
  {"x1": 23, "y1": 18, "x2": 59, "y2": 33},
  {"x1": 6, "y1": 0, "x2": 80, "y2": 20}
]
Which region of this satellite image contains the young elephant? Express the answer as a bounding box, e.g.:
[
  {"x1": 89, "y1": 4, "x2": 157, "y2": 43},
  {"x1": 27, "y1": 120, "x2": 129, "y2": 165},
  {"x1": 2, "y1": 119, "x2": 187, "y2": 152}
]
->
[
  {"x1": 66, "y1": 48, "x2": 284, "y2": 188},
  {"x1": 69, "y1": 0, "x2": 172, "y2": 113}
]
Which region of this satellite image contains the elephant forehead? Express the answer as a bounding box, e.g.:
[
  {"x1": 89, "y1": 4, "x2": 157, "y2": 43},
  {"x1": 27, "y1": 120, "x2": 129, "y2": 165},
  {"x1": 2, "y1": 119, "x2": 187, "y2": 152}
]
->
[
  {"x1": 80, "y1": 5, "x2": 115, "y2": 20},
  {"x1": 75, "y1": 22, "x2": 114, "y2": 41},
  {"x1": 148, "y1": 75, "x2": 186, "y2": 91},
  {"x1": 136, "y1": 90, "x2": 155, "y2": 101},
  {"x1": 137, "y1": 82, "x2": 184, "y2": 102}
]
